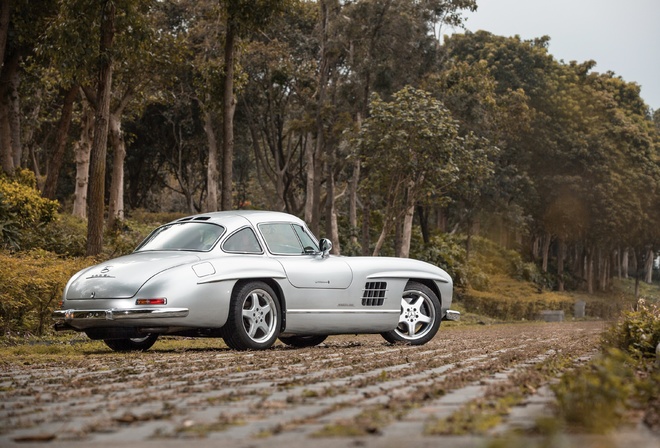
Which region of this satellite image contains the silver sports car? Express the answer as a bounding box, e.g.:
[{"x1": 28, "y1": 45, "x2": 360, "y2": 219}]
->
[{"x1": 53, "y1": 211, "x2": 458, "y2": 351}]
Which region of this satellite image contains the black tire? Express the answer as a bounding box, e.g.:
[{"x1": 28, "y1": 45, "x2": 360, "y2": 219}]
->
[
  {"x1": 279, "y1": 335, "x2": 328, "y2": 348},
  {"x1": 103, "y1": 334, "x2": 159, "y2": 352},
  {"x1": 223, "y1": 281, "x2": 281, "y2": 350},
  {"x1": 381, "y1": 281, "x2": 441, "y2": 345}
]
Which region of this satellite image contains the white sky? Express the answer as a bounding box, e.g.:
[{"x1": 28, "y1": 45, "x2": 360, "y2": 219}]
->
[{"x1": 444, "y1": 0, "x2": 660, "y2": 111}]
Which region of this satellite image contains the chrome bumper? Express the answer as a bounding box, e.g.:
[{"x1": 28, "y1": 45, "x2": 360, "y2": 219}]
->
[
  {"x1": 53, "y1": 308, "x2": 189, "y2": 322},
  {"x1": 443, "y1": 309, "x2": 460, "y2": 321}
]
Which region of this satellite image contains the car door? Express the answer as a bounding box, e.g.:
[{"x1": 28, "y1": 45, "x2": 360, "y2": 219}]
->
[
  {"x1": 258, "y1": 222, "x2": 397, "y2": 334},
  {"x1": 258, "y1": 222, "x2": 353, "y2": 290}
]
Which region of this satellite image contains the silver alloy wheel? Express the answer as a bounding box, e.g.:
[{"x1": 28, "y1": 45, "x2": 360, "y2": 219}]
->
[
  {"x1": 394, "y1": 288, "x2": 436, "y2": 341},
  {"x1": 241, "y1": 289, "x2": 278, "y2": 344}
]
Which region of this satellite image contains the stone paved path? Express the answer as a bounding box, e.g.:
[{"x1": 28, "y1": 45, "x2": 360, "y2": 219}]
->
[{"x1": 1, "y1": 321, "x2": 657, "y2": 447}]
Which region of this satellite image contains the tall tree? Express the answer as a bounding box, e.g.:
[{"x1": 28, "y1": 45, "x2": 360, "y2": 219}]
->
[
  {"x1": 356, "y1": 86, "x2": 492, "y2": 256},
  {"x1": 218, "y1": 0, "x2": 288, "y2": 210},
  {"x1": 86, "y1": 0, "x2": 116, "y2": 255}
]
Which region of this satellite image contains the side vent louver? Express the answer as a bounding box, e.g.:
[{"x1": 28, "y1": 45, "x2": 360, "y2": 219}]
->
[{"x1": 362, "y1": 282, "x2": 387, "y2": 306}]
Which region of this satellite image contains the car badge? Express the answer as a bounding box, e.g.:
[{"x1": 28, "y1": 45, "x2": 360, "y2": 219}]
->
[
  {"x1": 100, "y1": 266, "x2": 112, "y2": 274},
  {"x1": 90, "y1": 291, "x2": 96, "y2": 298}
]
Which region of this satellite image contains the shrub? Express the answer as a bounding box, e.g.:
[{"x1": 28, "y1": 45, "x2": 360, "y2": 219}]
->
[
  {"x1": 459, "y1": 277, "x2": 576, "y2": 321},
  {"x1": 602, "y1": 299, "x2": 660, "y2": 358},
  {"x1": 415, "y1": 233, "x2": 472, "y2": 288},
  {"x1": 0, "y1": 250, "x2": 93, "y2": 336},
  {"x1": 552, "y1": 348, "x2": 637, "y2": 433},
  {"x1": 22, "y1": 214, "x2": 88, "y2": 257},
  {"x1": 0, "y1": 170, "x2": 59, "y2": 250}
]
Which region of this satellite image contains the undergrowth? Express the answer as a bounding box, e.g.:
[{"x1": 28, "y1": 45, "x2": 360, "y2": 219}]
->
[{"x1": 551, "y1": 300, "x2": 660, "y2": 434}]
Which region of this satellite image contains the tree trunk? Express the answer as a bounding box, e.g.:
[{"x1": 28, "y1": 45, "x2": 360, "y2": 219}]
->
[
  {"x1": 203, "y1": 107, "x2": 219, "y2": 212},
  {"x1": 645, "y1": 248, "x2": 654, "y2": 284},
  {"x1": 373, "y1": 210, "x2": 394, "y2": 257},
  {"x1": 0, "y1": 0, "x2": 10, "y2": 68},
  {"x1": 311, "y1": 0, "x2": 331, "y2": 236},
  {"x1": 8, "y1": 51, "x2": 20, "y2": 168},
  {"x1": 86, "y1": 1, "x2": 115, "y2": 256},
  {"x1": 43, "y1": 86, "x2": 78, "y2": 199},
  {"x1": 622, "y1": 247, "x2": 629, "y2": 279},
  {"x1": 0, "y1": 49, "x2": 18, "y2": 175},
  {"x1": 557, "y1": 238, "x2": 565, "y2": 292},
  {"x1": 399, "y1": 181, "x2": 417, "y2": 258},
  {"x1": 361, "y1": 199, "x2": 371, "y2": 256},
  {"x1": 72, "y1": 101, "x2": 93, "y2": 219},
  {"x1": 107, "y1": 113, "x2": 125, "y2": 227},
  {"x1": 586, "y1": 249, "x2": 594, "y2": 294},
  {"x1": 304, "y1": 132, "x2": 314, "y2": 224},
  {"x1": 325, "y1": 148, "x2": 340, "y2": 254},
  {"x1": 221, "y1": 19, "x2": 237, "y2": 210},
  {"x1": 0, "y1": 95, "x2": 12, "y2": 174},
  {"x1": 541, "y1": 233, "x2": 552, "y2": 273},
  {"x1": 348, "y1": 158, "x2": 360, "y2": 250}
]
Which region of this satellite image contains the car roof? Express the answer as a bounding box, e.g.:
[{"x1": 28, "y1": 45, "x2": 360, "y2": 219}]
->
[{"x1": 171, "y1": 210, "x2": 306, "y2": 231}]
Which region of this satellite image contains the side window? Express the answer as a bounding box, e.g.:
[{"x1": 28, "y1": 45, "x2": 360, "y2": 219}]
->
[
  {"x1": 259, "y1": 223, "x2": 304, "y2": 254},
  {"x1": 222, "y1": 227, "x2": 262, "y2": 253},
  {"x1": 293, "y1": 225, "x2": 319, "y2": 253}
]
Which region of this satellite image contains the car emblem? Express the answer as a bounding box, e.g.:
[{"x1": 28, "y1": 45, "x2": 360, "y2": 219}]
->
[
  {"x1": 90, "y1": 291, "x2": 96, "y2": 298},
  {"x1": 100, "y1": 266, "x2": 112, "y2": 274}
]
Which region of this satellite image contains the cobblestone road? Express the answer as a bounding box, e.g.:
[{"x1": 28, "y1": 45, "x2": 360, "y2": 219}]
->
[{"x1": 2, "y1": 321, "x2": 657, "y2": 447}]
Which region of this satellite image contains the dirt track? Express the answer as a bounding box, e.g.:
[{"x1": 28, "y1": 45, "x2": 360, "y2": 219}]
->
[{"x1": 2, "y1": 321, "x2": 654, "y2": 447}]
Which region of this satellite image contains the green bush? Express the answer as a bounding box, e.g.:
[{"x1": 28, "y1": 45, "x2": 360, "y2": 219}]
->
[
  {"x1": 551, "y1": 299, "x2": 660, "y2": 434},
  {"x1": 22, "y1": 214, "x2": 88, "y2": 257},
  {"x1": 602, "y1": 299, "x2": 660, "y2": 358},
  {"x1": 0, "y1": 170, "x2": 59, "y2": 250},
  {"x1": 552, "y1": 348, "x2": 637, "y2": 433},
  {"x1": 415, "y1": 233, "x2": 472, "y2": 288},
  {"x1": 0, "y1": 250, "x2": 93, "y2": 336}
]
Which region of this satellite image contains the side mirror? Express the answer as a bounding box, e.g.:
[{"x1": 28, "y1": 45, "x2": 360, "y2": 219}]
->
[{"x1": 319, "y1": 238, "x2": 333, "y2": 258}]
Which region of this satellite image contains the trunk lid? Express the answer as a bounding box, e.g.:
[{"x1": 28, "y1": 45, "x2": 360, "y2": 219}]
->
[{"x1": 66, "y1": 252, "x2": 201, "y2": 300}]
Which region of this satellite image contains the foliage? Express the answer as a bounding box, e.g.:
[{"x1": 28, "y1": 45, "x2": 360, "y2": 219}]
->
[
  {"x1": 552, "y1": 299, "x2": 660, "y2": 434},
  {"x1": 0, "y1": 250, "x2": 93, "y2": 336},
  {"x1": 460, "y1": 279, "x2": 576, "y2": 321},
  {"x1": 552, "y1": 348, "x2": 637, "y2": 433},
  {"x1": 602, "y1": 299, "x2": 660, "y2": 358},
  {"x1": 21, "y1": 214, "x2": 88, "y2": 257},
  {"x1": 0, "y1": 170, "x2": 59, "y2": 250}
]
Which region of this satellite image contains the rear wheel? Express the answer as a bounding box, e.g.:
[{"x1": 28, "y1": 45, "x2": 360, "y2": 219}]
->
[
  {"x1": 223, "y1": 281, "x2": 281, "y2": 350},
  {"x1": 103, "y1": 334, "x2": 159, "y2": 352},
  {"x1": 381, "y1": 281, "x2": 441, "y2": 345},
  {"x1": 279, "y1": 335, "x2": 327, "y2": 348}
]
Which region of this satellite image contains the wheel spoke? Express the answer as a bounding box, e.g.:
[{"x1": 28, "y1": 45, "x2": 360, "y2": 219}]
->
[
  {"x1": 410, "y1": 295, "x2": 425, "y2": 311},
  {"x1": 418, "y1": 312, "x2": 432, "y2": 324},
  {"x1": 406, "y1": 322, "x2": 416, "y2": 337},
  {"x1": 247, "y1": 320, "x2": 258, "y2": 337}
]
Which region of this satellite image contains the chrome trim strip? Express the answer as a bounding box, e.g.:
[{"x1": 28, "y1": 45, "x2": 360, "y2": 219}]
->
[
  {"x1": 444, "y1": 310, "x2": 460, "y2": 321},
  {"x1": 53, "y1": 308, "x2": 189, "y2": 321},
  {"x1": 287, "y1": 309, "x2": 399, "y2": 314}
]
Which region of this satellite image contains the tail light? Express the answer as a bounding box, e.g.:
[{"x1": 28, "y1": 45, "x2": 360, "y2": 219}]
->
[{"x1": 136, "y1": 298, "x2": 167, "y2": 305}]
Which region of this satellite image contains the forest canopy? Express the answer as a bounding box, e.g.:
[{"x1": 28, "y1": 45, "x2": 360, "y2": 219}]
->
[{"x1": 0, "y1": 0, "x2": 658, "y2": 295}]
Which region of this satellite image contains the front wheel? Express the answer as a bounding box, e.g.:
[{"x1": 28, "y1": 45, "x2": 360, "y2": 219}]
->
[
  {"x1": 103, "y1": 334, "x2": 159, "y2": 352},
  {"x1": 223, "y1": 281, "x2": 281, "y2": 350},
  {"x1": 381, "y1": 281, "x2": 441, "y2": 345}
]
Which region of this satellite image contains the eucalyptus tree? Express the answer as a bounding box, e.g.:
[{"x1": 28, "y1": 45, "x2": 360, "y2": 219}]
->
[
  {"x1": 444, "y1": 30, "x2": 659, "y2": 292},
  {"x1": 240, "y1": 1, "x2": 318, "y2": 215},
  {"x1": 0, "y1": 0, "x2": 59, "y2": 176},
  {"x1": 40, "y1": 0, "x2": 167, "y2": 254},
  {"x1": 355, "y1": 86, "x2": 492, "y2": 257}
]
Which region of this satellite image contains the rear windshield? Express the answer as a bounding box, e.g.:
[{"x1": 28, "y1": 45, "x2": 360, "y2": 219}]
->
[{"x1": 136, "y1": 223, "x2": 225, "y2": 252}]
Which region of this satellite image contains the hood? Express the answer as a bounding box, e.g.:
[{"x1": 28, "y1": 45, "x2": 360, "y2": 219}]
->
[{"x1": 65, "y1": 252, "x2": 201, "y2": 300}]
